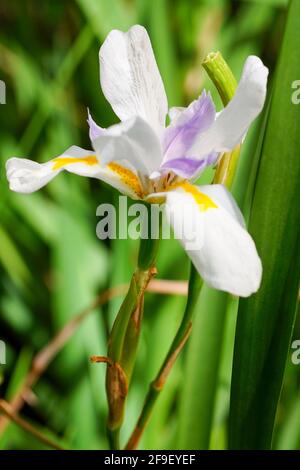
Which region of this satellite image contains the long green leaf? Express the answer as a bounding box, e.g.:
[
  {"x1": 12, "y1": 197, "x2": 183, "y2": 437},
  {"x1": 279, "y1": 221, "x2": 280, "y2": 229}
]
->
[{"x1": 177, "y1": 288, "x2": 228, "y2": 449}]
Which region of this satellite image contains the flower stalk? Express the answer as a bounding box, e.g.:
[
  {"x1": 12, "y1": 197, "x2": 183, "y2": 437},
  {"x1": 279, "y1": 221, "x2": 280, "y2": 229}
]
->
[
  {"x1": 126, "y1": 52, "x2": 240, "y2": 450},
  {"x1": 203, "y1": 51, "x2": 240, "y2": 188},
  {"x1": 126, "y1": 266, "x2": 202, "y2": 450},
  {"x1": 202, "y1": 51, "x2": 237, "y2": 107},
  {"x1": 103, "y1": 207, "x2": 160, "y2": 449}
]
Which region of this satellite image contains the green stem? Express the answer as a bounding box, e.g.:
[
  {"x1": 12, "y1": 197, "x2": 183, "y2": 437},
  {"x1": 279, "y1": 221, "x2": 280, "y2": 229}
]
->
[
  {"x1": 105, "y1": 208, "x2": 160, "y2": 449},
  {"x1": 125, "y1": 266, "x2": 202, "y2": 450},
  {"x1": 213, "y1": 145, "x2": 241, "y2": 189},
  {"x1": 107, "y1": 428, "x2": 120, "y2": 451},
  {"x1": 203, "y1": 51, "x2": 240, "y2": 189},
  {"x1": 202, "y1": 51, "x2": 237, "y2": 106}
]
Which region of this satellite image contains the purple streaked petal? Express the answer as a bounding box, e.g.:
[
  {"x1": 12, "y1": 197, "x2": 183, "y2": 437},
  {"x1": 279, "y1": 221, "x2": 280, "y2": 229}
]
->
[
  {"x1": 162, "y1": 91, "x2": 216, "y2": 163},
  {"x1": 87, "y1": 109, "x2": 104, "y2": 141},
  {"x1": 162, "y1": 152, "x2": 218, "y2": 179}
]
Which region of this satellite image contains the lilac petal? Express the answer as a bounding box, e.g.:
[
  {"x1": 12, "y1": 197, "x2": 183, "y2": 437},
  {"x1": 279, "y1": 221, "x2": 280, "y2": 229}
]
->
[
  {"x1": 162, "y1": 91, "x2": 216, "y2": 163},
  {"x1": 162, "y1": 152, "x2": 218, "y2": 179},
  {"x1": 87, "y1": 109, "x2": 104, "y2": 141}
]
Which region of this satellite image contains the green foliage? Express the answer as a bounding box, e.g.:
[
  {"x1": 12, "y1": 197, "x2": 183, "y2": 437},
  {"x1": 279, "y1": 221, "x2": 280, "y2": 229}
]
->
[
  {"x1": 229, "y1": 0, "x2": 300, "y2": 449},
  {"x1": 0, "y1": 0, "x2": 298, "y2": 451}
]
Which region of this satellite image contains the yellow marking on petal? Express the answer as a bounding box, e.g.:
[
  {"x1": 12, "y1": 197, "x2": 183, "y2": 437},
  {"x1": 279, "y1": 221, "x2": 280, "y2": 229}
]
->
[
  {"x1": 147, "y1": 196, "x2": 166, "y2": 204},
  {"x1": 52, "y1": 155, "x2": 98, "y2": 171},
  {"x1": 180, "y1": 182, "x2": 218, "y2": 211},
  {"x1": 167, "y1": 181, "x2": 218, "y2": 211},
  {"x1": 107, "y1": 162, "x2": 143, "y2": 198}
]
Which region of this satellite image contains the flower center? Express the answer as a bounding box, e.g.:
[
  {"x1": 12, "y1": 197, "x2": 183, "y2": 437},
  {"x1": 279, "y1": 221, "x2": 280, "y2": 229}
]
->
[{"x1": 145, "y1": 171, "x2": 184, "y2": 195}]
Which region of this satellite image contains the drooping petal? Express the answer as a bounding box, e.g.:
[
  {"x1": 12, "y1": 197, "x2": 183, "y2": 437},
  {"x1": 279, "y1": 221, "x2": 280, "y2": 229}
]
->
[
  {"x1": 191, "y1": 56, "x2": 269, "y2": 159},
  {"x1": 163, "y1": 182, "x2": 262, "y2": 297},
  {"x1": 6, "y1": 146, "x2": 143, "y2": 199},
  {"x1": 99, "y1": 25, "x2": 168, "y2": 133},
  {"x1": 162, "y1": 91, "x2": 216, "y2": 162},
  {"x1": 92, "y1": 115, "x2": 163, "y2": 176},
  {"x1": 198, "y1": 184, "x2": 245, "y2": 227},
  {"x1": 87, "y1": 109, "x2": 104, "y2": 141}
]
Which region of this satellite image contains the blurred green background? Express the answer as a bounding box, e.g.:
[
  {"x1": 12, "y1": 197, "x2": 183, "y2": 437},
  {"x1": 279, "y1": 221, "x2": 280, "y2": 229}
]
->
[{"x1": 0, "y1": 0, "x2": 299, "y2": 451}]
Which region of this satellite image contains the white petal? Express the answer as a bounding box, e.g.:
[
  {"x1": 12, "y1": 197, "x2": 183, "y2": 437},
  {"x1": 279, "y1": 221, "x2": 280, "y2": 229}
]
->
[
  {"x1": 164, "y1": 183, "x2": 262, "y2": 297},
  {"x1": 87, "y1": 109, "x2": 103, "y2": 141},
  {"x1": 168, "y1": 106, "x2": 185, "y2": 122},
  {"x1": 99, "y1": 25, "x2": 168, "y2": 132},
  {"x1": 192, "y1": 56, "x2": 269, "y2": 158},
  {"x1": 198, "y1": 184, "x2": 245, "y2": 227},
  {"x1": 92, "y1": 116, "x2": 163, "y2": 176},
  {"x1": 6, "y1": 146, "x2": 143, "y2": 199}
]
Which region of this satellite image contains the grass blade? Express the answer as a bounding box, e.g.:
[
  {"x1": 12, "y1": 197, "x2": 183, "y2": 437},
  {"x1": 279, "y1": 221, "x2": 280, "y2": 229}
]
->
[{"x1": 229, "y1": 0, "x2": 300, "y2": 449}]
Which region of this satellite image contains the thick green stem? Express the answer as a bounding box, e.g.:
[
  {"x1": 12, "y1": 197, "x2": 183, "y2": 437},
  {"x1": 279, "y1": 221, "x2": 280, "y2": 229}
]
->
[
  {"x1": 119, "y1": 211, "x2": 160, "y2": 383},
  {"x1": 202, "y1": 51, "x2": 237, "y2": 106},
  {"x1": 105, "y1": 208, "x2": 159, "y2": 448},
  {"x1": 107, "y1": 428, "x2": 120, "y2": 451},
  {"x1": 203, "y1": 51, "x2": 240, "y2": 189},
  {"x1": 213, "y1": 145, "x2": 241, "y2": 189}
]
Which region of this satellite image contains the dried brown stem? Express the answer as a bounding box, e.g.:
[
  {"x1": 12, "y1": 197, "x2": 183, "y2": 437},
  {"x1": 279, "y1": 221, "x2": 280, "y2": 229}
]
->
[
  {"x1": 0, "y1": 284, "x2": 126, "y2": 434},
  {"x1": 0, "y1": 279, "x2": 187, "y2": 436}
]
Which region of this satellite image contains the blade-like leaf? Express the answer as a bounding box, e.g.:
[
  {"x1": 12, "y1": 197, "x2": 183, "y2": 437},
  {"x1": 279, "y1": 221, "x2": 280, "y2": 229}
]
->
[
  {"x1": 229, "y1": 0, "x2": 300, "y2": 449},
  {"x1": 177, "y1": 288, "x2": 229, "y2": 449}
]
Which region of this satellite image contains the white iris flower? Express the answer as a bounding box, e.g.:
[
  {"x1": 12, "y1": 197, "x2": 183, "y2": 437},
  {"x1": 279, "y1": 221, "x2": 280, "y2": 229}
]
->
[{"x1": 6, "y1": 25, "x2": 269, "y2": 297}]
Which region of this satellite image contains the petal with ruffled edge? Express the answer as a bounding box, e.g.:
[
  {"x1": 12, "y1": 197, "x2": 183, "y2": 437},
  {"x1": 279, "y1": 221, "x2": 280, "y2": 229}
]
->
[
  {"x1": 6, "y1": 146, "x2": 143, "y2": 199},
  {"x1": 92, "y1": 116, "x2": 163, "y2": 176},
  {"x1": 191, "y1": 56, "x2": 269, "y2": 159},
  {"x1": 99, "y1": 25, "x2": 168, "y2": 134},
  {"x1": 161, "y1": 57, "x2": 268, "y2": 179},
  {"x1": 149, "y1": 182, "x2": 261, "y2": 297}
]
